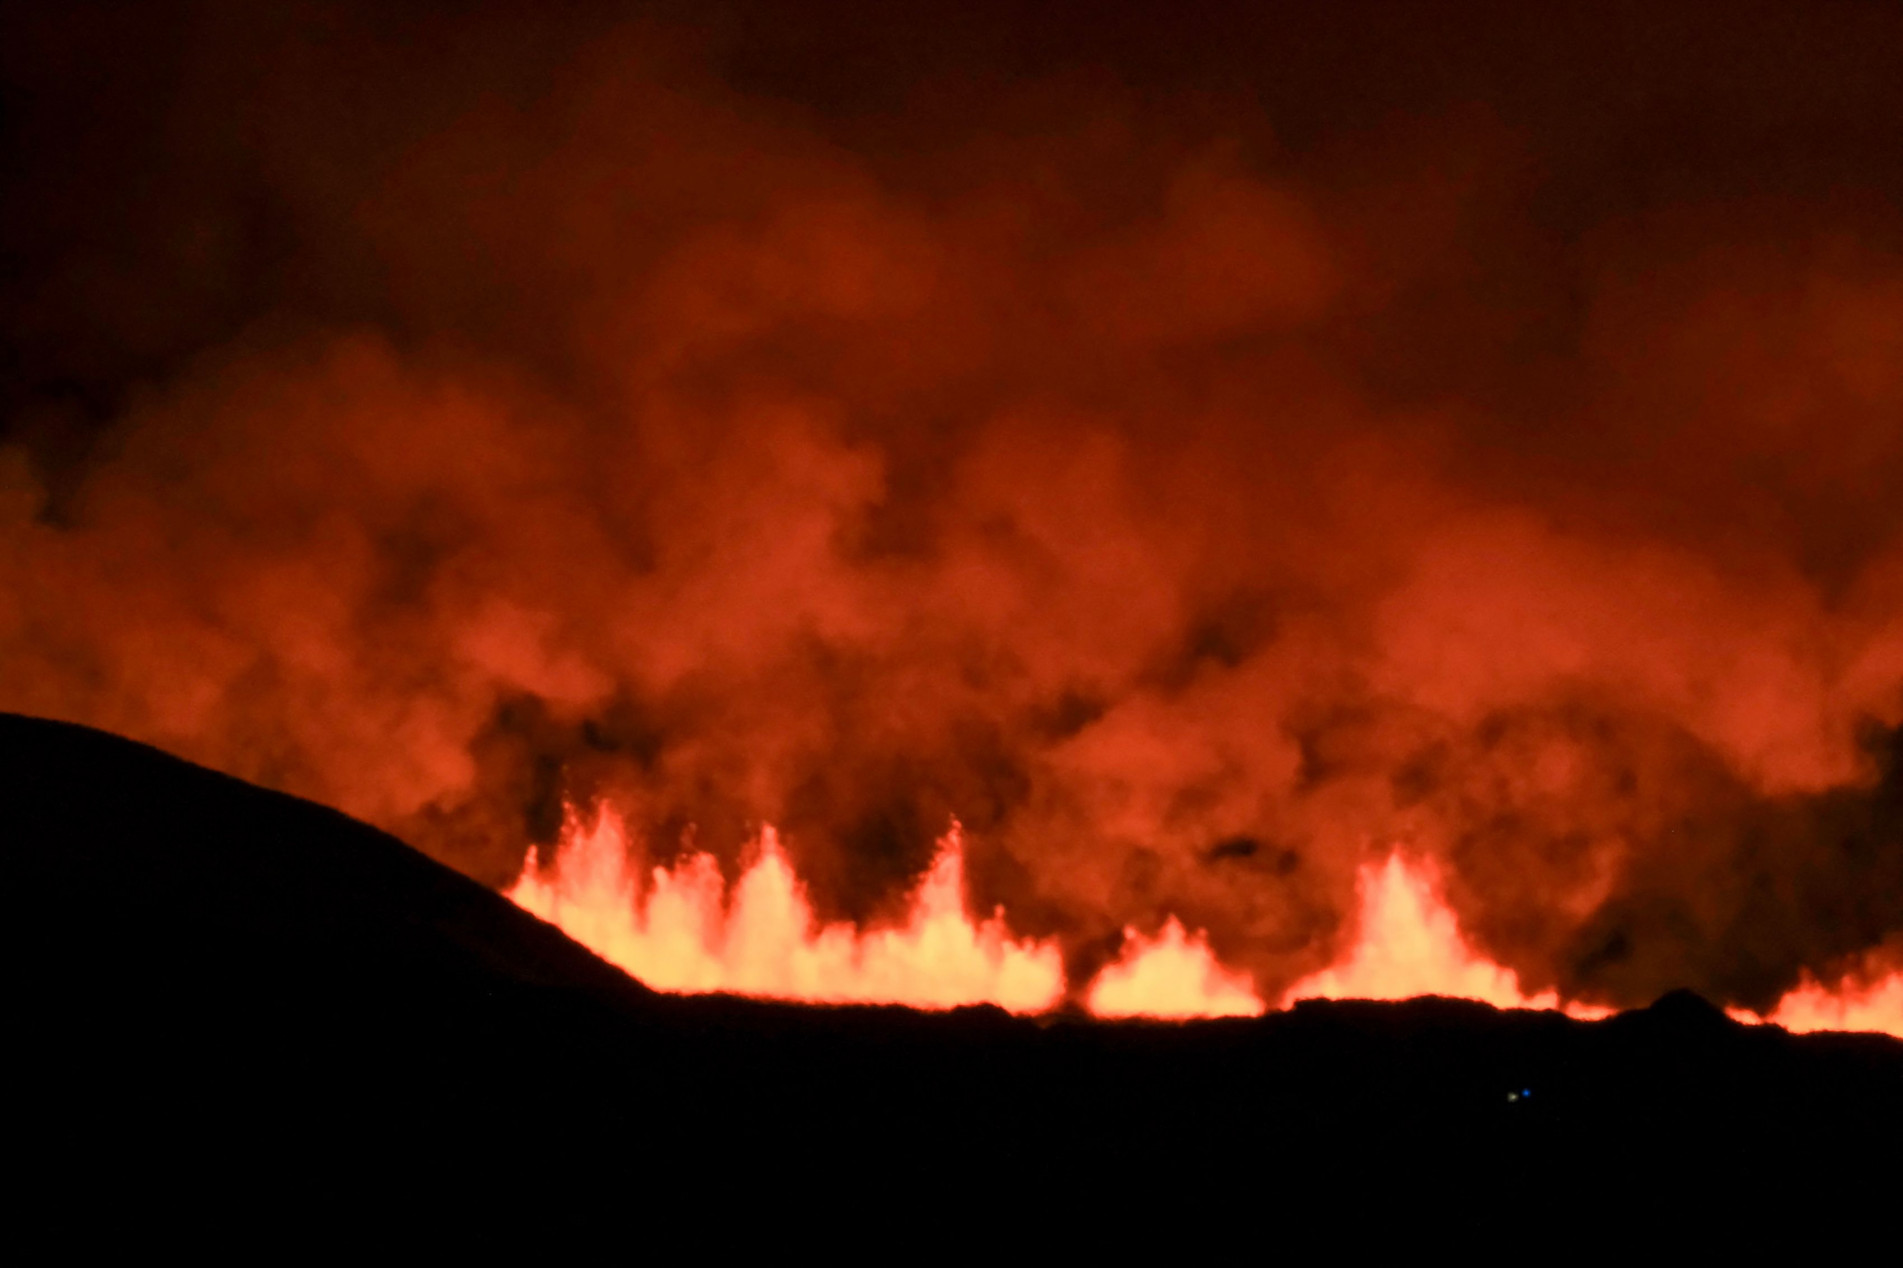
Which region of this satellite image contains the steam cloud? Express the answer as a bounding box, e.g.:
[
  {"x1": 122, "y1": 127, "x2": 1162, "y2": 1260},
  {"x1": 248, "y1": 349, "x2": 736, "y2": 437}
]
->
[{"x1": 4, "y1": 1, "x2": 1901, "y2": 1009}]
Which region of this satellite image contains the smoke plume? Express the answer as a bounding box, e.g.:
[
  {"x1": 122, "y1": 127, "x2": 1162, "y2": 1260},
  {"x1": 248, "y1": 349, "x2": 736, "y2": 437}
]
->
[{"x1": 4, "y1": 0, "x2": 1902, "y2": 1009}]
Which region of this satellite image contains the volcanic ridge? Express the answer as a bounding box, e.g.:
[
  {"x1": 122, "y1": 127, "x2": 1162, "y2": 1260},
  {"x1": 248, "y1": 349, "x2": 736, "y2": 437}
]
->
[{"x1": 11, "y1": 712, "x2": 1899, "y2": 1207}]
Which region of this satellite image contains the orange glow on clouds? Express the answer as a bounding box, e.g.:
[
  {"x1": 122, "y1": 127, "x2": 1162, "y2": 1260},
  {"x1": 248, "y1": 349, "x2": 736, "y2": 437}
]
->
[{"x1": 9, "y1": 3, "x2": 1903, "y2": 1059}]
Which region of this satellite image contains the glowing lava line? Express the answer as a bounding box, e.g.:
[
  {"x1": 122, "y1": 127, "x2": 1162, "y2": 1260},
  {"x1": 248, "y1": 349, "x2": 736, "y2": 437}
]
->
[
  {"x1": 1730, "y1": 970, "x2": 1903, "y2": 1038},
  {"x1": 1280, "y1": 854, "x2": 1612, "y2": 1020},
  {"x1": 509, "y1": 807, "x2": 1066, "y2": 1013},
  {"x1": 507, "y1": 808, "x2": 1899, "y2": 1034},
  {"x1": 1087, "y1": 919, "x2": 1261, "y2": 1019}
]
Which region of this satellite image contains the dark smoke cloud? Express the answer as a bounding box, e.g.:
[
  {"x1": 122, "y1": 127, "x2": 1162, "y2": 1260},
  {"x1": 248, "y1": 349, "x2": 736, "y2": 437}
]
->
[{"x1": 4, "y1": 0, "x2": 1902, "y2": 1009}]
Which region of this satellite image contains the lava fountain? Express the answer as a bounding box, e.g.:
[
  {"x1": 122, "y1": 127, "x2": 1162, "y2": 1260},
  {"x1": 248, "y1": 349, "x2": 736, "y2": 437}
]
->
[
  {"x1": 509, "y1": 806, "x2": 1671, "y2": 1023},
  {"x1": 1279, "y1": 854, "x2": 1613, "y2": 1019},
  {"x1": 509, "y1": 807, "x2": 1067, "y2": 1013},
  {"x1": 1087, "y1": 919, "x2": 1262, "y2": 1019},
  {"x1": 510, "y1": 807, "x2": 1903, "y2": 1034},
  {"x1": 1731, "y1": 966, "x2": 1903, "y2": 1037}
]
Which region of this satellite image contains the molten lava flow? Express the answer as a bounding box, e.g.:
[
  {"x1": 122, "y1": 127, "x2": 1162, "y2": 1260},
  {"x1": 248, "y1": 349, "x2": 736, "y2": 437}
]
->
[
  {"x1": 1730, "y1": 970, "x2": 1903, "y2": 1038},
  {"x1": 1280, "y1": 853, "x2": 1612, "y2": 1019},
  {"x1": 1087, "y1": 919, "x2": 1262, "y2": 1019},
  {"x1": 508, "y1": 807, "x2": 1066, "y2": 1012},
  {"x1": 512, "y1": 813, "x2": 1903, "y2": 1032}
]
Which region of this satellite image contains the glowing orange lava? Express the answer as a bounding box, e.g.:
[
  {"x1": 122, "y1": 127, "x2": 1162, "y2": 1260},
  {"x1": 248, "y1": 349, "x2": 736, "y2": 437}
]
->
[
  {"x1": 1729, "y1": 970, "x2": 1903, "y2": 1039},
  {"x1": 1087, "y1": 919, "x2": 1262, "y2": 1019},
  {"x1": 508, "y1": 807, "x2": 1066, "y2": 1012},
  {"x1": 1280, "y1": 854, "x2": 1612, "y2": 1019},
  {"x1": 509, "y1": 809, "x2": 1903, "y2": 1033}
]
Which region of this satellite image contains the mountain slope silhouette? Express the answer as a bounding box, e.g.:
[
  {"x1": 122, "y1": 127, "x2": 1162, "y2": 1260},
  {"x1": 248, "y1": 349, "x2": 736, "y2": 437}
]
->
[{"x1": 8, "y1": 712, "x2": 1897, "y2": 1218}]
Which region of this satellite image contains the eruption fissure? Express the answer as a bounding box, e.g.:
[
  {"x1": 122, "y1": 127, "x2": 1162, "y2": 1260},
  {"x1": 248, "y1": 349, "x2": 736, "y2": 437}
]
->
[
  {"x1": 509, "y1": 808, "x2": 1068, "y2": 1013},
  {"x1": 5, "y1": 2, "x2": 1903, "y2": 1036},
  {"x1": 505, "y1": 803, "x2": 1902, "y2": 1034}
]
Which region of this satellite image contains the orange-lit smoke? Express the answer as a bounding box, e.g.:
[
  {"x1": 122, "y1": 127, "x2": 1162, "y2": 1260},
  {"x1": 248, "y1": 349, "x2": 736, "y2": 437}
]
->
[{"x1": 4, "y1": 4, "x2": 1903, "y2": 1028}]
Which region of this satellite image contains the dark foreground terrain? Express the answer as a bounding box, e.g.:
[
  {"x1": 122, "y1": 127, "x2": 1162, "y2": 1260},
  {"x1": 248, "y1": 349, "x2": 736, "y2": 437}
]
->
[{"x1": 8, "y1": 713, "x2": 1899, "y2": 1221}]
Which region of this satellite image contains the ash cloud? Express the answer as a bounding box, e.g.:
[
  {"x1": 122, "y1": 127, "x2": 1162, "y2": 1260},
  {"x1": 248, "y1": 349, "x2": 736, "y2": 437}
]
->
[{"x1": 4, "y1": 0, "x2": 1902, "y2": 1008}]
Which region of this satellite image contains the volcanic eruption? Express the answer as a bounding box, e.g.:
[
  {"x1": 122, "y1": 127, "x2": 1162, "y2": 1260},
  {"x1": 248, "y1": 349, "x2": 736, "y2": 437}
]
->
[{"x1": 3, "y1": 0, "x2": 1902, "y2": 1040}]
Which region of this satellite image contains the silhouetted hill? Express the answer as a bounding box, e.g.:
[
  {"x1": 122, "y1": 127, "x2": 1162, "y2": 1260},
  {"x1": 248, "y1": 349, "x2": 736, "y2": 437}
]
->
[{"x1": 8, "y1": 713, "x2": 1898, "y2": 1219}]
